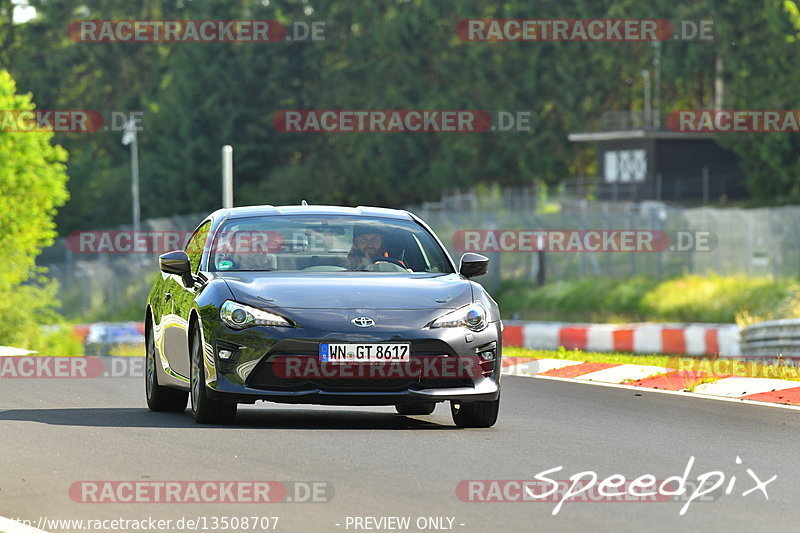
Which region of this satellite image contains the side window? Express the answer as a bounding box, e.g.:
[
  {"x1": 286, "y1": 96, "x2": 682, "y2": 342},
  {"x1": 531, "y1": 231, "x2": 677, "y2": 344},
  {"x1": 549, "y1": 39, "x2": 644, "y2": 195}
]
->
[{"x1": 185, "y1": 221, "x2": 211, "y2": 273}]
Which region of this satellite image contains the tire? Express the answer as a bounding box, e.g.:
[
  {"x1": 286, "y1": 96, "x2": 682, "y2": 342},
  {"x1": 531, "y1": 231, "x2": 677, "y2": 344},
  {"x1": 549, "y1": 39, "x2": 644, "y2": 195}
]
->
[
  {"x1": 395, "y1": 402, "x2": 436, "y2": 416},
  {"x1": 450, "y1": 396, "x2": 500, "y2": 428},
  {"x1": 145, "y1": 321, "x2": 188, "y2": 412},
  {"x1": 190, "y1": 324, "x2": 237, "y2": 425}
]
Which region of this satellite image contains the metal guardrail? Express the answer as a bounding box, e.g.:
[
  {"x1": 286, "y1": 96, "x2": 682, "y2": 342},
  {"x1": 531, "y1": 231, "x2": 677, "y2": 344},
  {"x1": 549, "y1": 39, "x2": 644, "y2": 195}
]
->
[{"x1": 740, "y1": 319, "x2": 800, "y2": 358}]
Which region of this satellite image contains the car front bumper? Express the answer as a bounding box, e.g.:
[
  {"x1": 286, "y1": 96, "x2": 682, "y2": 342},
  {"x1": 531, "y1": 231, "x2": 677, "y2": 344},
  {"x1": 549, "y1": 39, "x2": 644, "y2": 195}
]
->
[
  {"x1": 206, "y1": 380, "x2": 501, "y2": 406},
  {"x1": 200, "y1": 307, "x2": 502, "y2": 406}
]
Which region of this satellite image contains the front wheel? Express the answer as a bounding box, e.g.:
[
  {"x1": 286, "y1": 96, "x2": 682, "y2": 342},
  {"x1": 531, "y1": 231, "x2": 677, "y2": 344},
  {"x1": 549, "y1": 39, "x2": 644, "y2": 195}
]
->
[
  {"x1": 190, "y1": 325, "x2": 237, "y2": 425},
  {"x1": 451, "y1": 397, "x2": 500, "y2": 428},
  {"x1": 145, "y1": 321, "x2": 188, "y2": 412}
]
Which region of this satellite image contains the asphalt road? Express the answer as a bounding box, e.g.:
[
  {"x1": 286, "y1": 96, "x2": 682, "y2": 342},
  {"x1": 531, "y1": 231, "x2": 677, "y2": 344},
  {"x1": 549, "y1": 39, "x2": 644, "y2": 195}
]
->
[{"x1": 1, "y1": 364, "x2": 800, "y2": 533}]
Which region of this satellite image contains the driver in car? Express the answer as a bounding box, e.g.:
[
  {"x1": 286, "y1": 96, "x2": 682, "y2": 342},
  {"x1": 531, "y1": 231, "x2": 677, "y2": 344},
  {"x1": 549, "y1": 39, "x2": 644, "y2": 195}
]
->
[{"x1": 347, "y1": 225, "x2": 406, "y2": 270}]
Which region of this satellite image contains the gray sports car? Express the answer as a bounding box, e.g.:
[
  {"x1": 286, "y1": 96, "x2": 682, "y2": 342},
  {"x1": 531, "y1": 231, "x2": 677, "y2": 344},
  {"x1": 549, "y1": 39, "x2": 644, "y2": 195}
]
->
[{"x1": 145, "y1": 205, "x2": 502, "y2": 427}]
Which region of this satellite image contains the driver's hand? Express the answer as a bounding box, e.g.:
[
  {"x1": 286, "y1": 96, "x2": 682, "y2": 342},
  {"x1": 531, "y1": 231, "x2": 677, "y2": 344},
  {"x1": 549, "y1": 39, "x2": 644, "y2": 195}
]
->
[{"x1": 347, "y1": 249, "x2": 370, "y2": 269}]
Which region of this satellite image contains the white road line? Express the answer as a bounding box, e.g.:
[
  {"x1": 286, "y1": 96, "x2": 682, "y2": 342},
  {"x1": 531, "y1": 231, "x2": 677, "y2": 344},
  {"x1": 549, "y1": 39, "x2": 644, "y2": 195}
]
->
[{"x1": 505, "y1": 373, "x2": 800, "y2": 412}]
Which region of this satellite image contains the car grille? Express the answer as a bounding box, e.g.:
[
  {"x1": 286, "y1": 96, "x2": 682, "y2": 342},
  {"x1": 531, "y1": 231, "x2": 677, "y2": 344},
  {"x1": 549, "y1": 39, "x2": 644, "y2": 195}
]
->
[
  {"x1": 245, "y1": 341, "x2": 475, "y2": 392},
  {"x1": 247, "y1": 361, "x2": 417, "y2": 391},
  {"x1": 418, "y1": 377, "x2": 474, "y2": 389}
]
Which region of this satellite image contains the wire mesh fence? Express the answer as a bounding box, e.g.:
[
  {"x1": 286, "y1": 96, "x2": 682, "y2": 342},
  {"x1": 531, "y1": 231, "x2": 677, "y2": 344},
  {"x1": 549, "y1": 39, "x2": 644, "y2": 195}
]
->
[
  {"x1": 38, "y1": 213, "x2": 203, "y2": 320},
  {"x1": 408, "y1": 187, "x2": 800, "y2": 292},
  {"x1": 36, "y1": 188, "x2": 800, "y2": 320}
]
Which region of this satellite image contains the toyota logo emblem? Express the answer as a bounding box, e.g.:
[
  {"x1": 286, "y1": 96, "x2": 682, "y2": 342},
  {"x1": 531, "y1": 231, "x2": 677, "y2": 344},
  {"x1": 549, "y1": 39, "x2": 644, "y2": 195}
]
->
[{"x1": 351, "y1": 317, "x2": 375, "y2": 328}]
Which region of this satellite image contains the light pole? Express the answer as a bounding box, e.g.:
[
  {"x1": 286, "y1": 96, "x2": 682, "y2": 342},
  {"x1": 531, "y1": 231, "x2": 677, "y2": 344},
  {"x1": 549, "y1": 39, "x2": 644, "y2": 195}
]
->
[
  {"x1": 222, "y1": 145, "x2": 233, "y2": 208},
  {"x1": 122, "y1": 119, "x2": 140, "y2": 236}
]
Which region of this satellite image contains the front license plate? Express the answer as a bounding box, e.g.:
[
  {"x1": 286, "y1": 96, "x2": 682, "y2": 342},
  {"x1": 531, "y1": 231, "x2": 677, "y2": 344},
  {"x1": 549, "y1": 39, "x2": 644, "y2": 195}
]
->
[{"x1": 319, "y1": 343, "x2": 410, "y2": 364}]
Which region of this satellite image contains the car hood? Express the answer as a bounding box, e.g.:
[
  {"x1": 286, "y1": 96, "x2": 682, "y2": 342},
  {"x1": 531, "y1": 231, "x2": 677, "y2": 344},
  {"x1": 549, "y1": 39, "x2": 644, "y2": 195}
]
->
[{"x1": 218, "y1": 272, "x2": 473, "y2": 310}]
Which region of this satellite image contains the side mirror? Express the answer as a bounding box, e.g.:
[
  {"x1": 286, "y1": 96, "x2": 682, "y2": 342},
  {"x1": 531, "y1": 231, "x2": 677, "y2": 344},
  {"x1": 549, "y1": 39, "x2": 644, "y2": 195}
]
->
[
  {"x1": 459, "y1": 252, "x2": 489, "y2": 278},
  {"x1": 159, "y1": 250, "x2": 194, "y2": 286}
]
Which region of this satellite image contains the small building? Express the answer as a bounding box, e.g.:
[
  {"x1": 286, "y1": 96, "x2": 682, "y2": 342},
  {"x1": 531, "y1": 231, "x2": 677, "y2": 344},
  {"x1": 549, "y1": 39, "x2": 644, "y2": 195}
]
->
[{"x1": 567, "y1": 112, "x2": 747, "y2": 203}]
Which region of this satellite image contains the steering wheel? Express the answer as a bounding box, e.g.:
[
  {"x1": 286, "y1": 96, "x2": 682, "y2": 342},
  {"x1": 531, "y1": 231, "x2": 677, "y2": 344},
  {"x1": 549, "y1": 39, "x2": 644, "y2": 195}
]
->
[{"x1": 370, "y1": 257, "x2": 408, "y2": 271}]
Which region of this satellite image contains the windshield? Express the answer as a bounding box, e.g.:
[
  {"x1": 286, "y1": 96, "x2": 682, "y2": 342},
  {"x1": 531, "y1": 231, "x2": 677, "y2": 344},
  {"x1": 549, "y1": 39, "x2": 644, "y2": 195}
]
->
[{"x1": 209, "y1": 215, "x2": 453, "y2": 274}]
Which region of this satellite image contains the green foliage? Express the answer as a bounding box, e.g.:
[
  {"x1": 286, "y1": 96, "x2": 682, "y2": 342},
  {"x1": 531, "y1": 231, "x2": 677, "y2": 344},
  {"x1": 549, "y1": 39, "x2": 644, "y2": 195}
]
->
[
  {"x1": 736, "y1": 281, "x2": 800, "y2": 326},
  {"x1": 3, "y1": 281, "x2": 83, "y2": 355},
  {"x1": 498, "y1": 274, "x2": 795, "y2": 323},
  {"x1": 0, "y1": 0, "x2": 798, "y2": 230},
  {"x1": 0, "y1": 69, "x2": 72, "y2": 350},
  {"x1": 641, "y1": 274, "x2": 793, "y2": 323},
  {"x1": 499, "y1": 277, "x2": 660, "y2": 322}
]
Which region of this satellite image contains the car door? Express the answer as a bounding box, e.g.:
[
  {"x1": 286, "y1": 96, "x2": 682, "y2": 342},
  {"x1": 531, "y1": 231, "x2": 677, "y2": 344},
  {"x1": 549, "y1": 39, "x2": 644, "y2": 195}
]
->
[{"x1": 162, "y1": 220, "x2": 211, "y2": 378}]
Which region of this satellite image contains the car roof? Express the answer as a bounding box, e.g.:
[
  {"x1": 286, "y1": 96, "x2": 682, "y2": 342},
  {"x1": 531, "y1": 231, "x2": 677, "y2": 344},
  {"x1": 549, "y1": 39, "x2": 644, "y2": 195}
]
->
[{"x1": 211, "y1": 204, "x2": 414, "y2": 221}]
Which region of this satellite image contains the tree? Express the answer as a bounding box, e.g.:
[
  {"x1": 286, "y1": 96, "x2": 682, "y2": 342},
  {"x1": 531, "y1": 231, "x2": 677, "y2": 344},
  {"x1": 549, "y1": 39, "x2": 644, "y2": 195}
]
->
[
  {"x1": 6, "y1": 0, "x2": 800, "y2": 232},
  {"x1": 0, "y1": 69, "x2": 70, "y2": 348}
]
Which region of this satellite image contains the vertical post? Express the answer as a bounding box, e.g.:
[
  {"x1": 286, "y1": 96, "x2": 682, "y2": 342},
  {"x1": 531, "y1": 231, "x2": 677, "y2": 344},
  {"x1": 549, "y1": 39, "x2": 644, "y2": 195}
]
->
[
  {"x1": 66, "y1": 246, "x2": 73, "y2": 280},
  {"x1": 627, "y1": 212, "x2": 636, "y2": 276},
  {"x1": 536, "y1": 249, "x2": 546, "y2": 286},
  {"x1": 656, "y1": 172, "x2": 662, "y2": 201},
  {"x1": 702, "y1": 166, "x2": 710, "y2": 205},
  {"x1": 222, "y1": 145, "x2": 233, "y2": 209},
  {"x1": 714, "y1": 56, "x2": 725, "y2": 110},
  {"x1": 81, "y1": 272, "x2": 89, "y2": 317},
  {"x1": 122, "y1": 120, "x2": 140, "y2": 248},
  {"x1": 578, "y1": 202, "x2": 586, "y2": 279},
  {"x1": 653, "y1": 42, "x2": 661, "y2": 128},
  {"x1": 642, "y1": 69, "x2": 651, "y2": 128},
  {"x1": 650, "y1": 206, "x2": 664, "y2": 280},
  {"x1": 131, "y1": 133, "x2": 140, "y2": 234}
]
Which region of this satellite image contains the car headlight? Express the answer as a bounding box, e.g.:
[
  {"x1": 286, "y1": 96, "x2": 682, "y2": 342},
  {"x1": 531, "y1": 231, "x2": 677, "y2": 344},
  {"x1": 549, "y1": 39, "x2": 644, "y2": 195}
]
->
[
  {"x1": 220, "y1": 300, "x2": 293, "y2": 330},
  {"x1": 428, "y1": 303, "x2": 488, "y2": 332}
]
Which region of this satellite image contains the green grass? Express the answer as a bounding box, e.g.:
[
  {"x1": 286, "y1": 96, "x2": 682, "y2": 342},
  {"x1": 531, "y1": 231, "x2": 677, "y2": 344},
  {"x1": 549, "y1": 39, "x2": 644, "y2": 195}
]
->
[
  {"x1": 497, "y1": 274, "x2": 799, "y2": 324},
  {"x1": 108, "y1": 343, "x2": 145, "y2": 357},
  {"x1": 505, "y1": 346, "x2": 800, "y2": 383},
  {"x1": 4, "y1": 325, "x2": 85, "y2": 356},
  {"x1": 505, "y1": 346, "x2": 674, "y2": 367}
]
